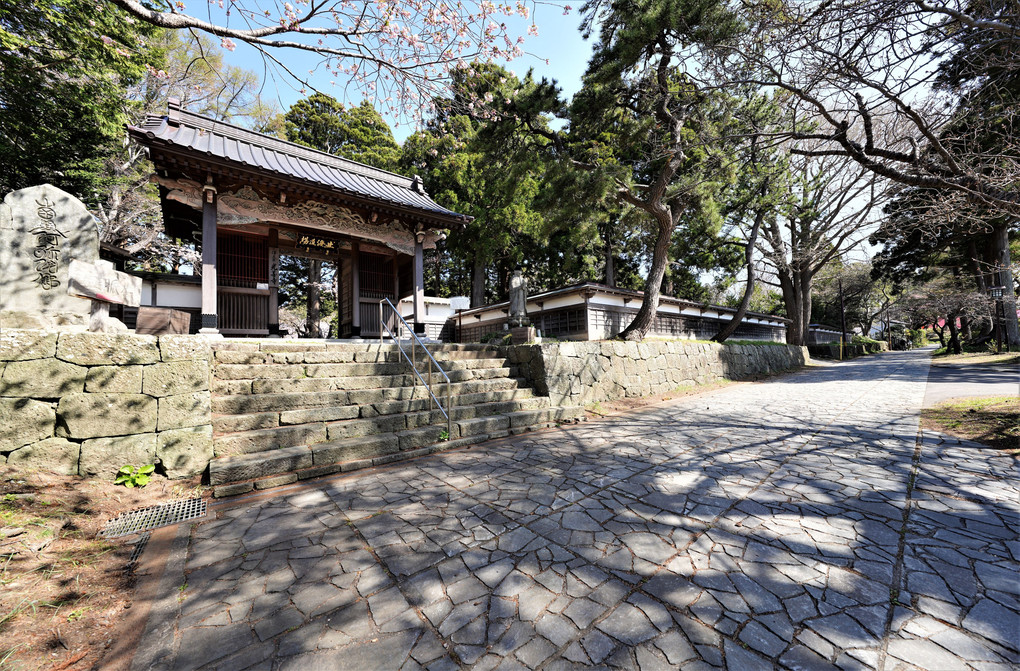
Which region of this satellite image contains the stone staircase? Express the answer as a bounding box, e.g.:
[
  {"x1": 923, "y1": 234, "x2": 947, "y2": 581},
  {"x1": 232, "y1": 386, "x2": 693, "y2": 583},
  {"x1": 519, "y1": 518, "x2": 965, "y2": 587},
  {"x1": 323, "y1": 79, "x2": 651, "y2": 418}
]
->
[{"x1": 207, "y1": 341, "x2": 584, "y2": 497}]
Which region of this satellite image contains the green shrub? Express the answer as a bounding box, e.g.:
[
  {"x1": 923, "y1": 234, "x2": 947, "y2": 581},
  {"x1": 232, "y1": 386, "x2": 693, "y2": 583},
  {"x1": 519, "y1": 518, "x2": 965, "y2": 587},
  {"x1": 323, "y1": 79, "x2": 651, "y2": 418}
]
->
[
  {"x1": 480, "y1": 331, "x2": 512, "y2": 345},
  {"x1": 115, "y1": 464, "x2": 155, "y2": 488}
]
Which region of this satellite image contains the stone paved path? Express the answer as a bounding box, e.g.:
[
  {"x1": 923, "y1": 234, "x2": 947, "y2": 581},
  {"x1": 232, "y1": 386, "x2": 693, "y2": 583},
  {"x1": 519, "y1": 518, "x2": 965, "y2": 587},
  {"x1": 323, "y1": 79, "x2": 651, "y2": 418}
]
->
[{"x1": 133, "y1": 349, "x2": 1019, "y2": 670}]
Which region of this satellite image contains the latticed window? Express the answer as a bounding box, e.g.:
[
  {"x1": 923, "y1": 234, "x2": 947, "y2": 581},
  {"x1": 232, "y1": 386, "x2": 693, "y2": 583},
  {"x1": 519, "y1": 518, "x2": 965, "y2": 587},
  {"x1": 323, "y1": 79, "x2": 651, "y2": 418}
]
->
[{"x1": 217, "y1": 233, "x2": 268, "y2": 287}]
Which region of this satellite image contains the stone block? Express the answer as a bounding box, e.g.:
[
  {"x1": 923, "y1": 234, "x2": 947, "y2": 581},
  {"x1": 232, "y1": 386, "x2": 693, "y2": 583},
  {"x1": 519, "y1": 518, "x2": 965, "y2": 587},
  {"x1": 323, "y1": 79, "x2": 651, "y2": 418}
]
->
[
  {"x1": 159, "y1": 335, "x2": 212, "y2": 362},
  {"x1": 397, "y1": 425, "x2": 448, "y2": 450},
  {"x1": 214, "y1": 363, "x2": 303, "y2": 380},
  {"x1": 85, "y1": 365, "x2": 144, "y2": 393},
  {"x1": 157, "y1": 425, "x2": 213, "y2": 479},
  {"x1": 7, "y1": 437, "x2": 80, "y2": 475},
  {"x1": 251, "y1": 378, "x2": 337, "y2": 394},
  {"x1": 213, "y1": 412, "x2": 278, "y2": 434},
  {"x1": 208, "y1": 445, "x2": 312, "y2": 484},
  {"x1": 212, "y1": 391, "x2": 348, "y2": 415},
  {"x1": 143, "y1": 360, "x2": 210, "y2": 396},
  {"x1": 211, "y1": 379, "x2": 252, "y2": 395},
  {"x1": 0, "y1": 330, "x2": 58, "y2": 361},
  {"x1": 213, "y1": 482, "x2": 254, "y2": 498},
  {"x1": 214, "y1": 350, "x2": 268, "y2": 364},
  {"x1": 213, "y1": 424, "x2": 326, "y2": 455},
  {"x1": 254, "y1": 473, "x2": 298, "y2": 490},
  {"x1": 1, "y1": 358, "x2": 86, "y2": 397},
  {"x1": 457, "y1": 415, "x2": 510, "y2": 437},
  {"x1": 0, "y1": 398, "x2": 55, "y2": 451},
  {"x1": 210, "y1": 341, "x2": 259, "y2": 352},
  {"x1": 279, "y1": 405, "x2": 359, "y2": 425},
  {"x1": 58, "y1": 393, "x2": 157, "y2": 438},
  {"x1": 79, "y1": 433, "x2": 157, "y2": 478},
  {"x1": 311, "y1": 434, "x2": 399, "y2": 464},
  {"x1": 326, "y1": 415, "x2": 405, "y2": 441},
  {"x1": 158, "y1": 392, "x2": 211, "y2": 431},
  {"x1": 57, "y1": 332, "x2": 159, "y2": 365},
  {"x1": 296, "y1": 463, "x2": 344, "y2": 480},
  {"x1": 259, "y1": 342, "x2": 326, "y2": 352}
]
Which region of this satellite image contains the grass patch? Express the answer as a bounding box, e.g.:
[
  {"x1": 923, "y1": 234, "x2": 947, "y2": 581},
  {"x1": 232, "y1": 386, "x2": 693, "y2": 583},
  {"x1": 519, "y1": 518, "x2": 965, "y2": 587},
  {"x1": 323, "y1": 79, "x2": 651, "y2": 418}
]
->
[
  {"x1": 931, "y1": 350, "x2": 1020, "y2": 366},
  {"x1": 922, "y1": 396, "x2": 1020, "y2": 454}
]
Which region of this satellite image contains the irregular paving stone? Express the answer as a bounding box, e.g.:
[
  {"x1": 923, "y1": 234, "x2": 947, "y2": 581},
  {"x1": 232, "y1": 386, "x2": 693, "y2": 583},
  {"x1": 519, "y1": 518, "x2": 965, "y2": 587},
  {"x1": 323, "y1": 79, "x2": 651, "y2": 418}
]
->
[
  {"x1": 739, "y1": 620, "x2": 787, "y2": 657},
  {"x1": 723, "y1": 638, "x2": 772, "y2": 671},
  {"x1": 652, "y1": 630, "x2": 697, "y2": 665},
  {"x1": 139, "y1": 350, "x2": 1020, "y2": 671},
  {"x1": 885, "y1": 638, "x2": 974, "y2": 670},
  {"x1": 962, "y1": 598, "x2": 1020, "y2": 651},
  {"x1": 581, "y1": 629, "x2": 617, "y2": 664},
  {"x1": 808, "y1": 613, "x2": 880, "y2": 649},
  {"x1": 597, "y1": 602, "x2": 658, "y2": 645}
]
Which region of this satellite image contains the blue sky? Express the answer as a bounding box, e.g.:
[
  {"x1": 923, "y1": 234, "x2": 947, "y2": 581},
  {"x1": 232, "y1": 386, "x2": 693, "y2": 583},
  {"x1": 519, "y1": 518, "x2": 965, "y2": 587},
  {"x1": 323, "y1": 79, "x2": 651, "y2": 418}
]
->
[{"x1": 224, "y1": 5, "x2": 594, "y2": 142}]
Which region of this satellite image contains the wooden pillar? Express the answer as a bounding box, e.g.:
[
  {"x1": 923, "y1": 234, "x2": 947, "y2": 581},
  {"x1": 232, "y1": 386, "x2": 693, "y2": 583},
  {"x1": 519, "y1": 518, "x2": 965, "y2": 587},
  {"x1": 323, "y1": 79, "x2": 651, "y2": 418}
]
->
[
  {"x1": 199, "y1": 177, "x2": 219, "y2": 334},
  {"x1": 413, "y1": 235, "x2": 426, "y2": 336},
  {"x1": 268, "y1": 229, "x2": 280, "y2": 335},
  {"x1": 351, "y1": 241, "x2": 361, "y2": 337},
  {"x1": 393, "y1": 255, "x2": 400, "y2": 301}
]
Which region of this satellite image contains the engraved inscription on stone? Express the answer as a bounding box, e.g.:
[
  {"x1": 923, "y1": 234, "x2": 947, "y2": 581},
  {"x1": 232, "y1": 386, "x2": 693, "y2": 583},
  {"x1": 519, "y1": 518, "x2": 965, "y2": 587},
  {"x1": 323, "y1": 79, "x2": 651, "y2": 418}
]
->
[
  {"x1": 67, "y1": 259, "x2": 142, "y2": 307},
  {"x1": 32, "y1": 196, "x2": 66, "y2": 290},
  {"x1": 0, "y1": 184, "x2": 99, "y2": 321}
]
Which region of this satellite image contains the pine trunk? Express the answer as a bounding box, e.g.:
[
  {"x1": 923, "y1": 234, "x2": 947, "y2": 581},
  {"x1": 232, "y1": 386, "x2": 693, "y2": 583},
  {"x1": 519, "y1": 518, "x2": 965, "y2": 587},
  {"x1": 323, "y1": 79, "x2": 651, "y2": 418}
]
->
[
  {"x1": 713, "y1": 209, "x2": 763, "y2": 343},
  {"x1": 620, "y1": 216, "x2": 672, "y2": 341}
]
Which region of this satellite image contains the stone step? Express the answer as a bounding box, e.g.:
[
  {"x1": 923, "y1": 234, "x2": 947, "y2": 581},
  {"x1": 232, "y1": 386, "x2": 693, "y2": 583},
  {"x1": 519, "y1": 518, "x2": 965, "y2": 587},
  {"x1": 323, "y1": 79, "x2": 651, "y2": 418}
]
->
[
  {"x1": 506, "y1": 405, "x2": 586, "y2": 430},
  {"x1": 434, "y1": 357, "x2": 510, "y2": 370},
  {"x1": 212, "y1": 394, "x2": 546, "y2": 435},
  {"x1": 211, "y1": 364, "x2": 518, "y2": 394},
  {"x1": 433, "y1": 366, "x2": 513, "y2": 383},
  {"x1": 209, "y1": 434, "x2": 491, "y2": 496},
  {"x1": 249, "y1": 374, "x2": 423, "y2": 395},
  {"x1": 212, "y1": 377, "x2": 526, "y2": 414},
  {"x1": 213, "y1": 361, "x2": 409, "y2": 380},
  {"x1": 213, "y1": 390, "x2": 350, "y2": 416},
  {"x1": 213, "y1": 395, "x2": 550, "y2": 454},
  {"x1": 402, "y1": 397, "x2": 550, "y2": 429},
  {"x1": 431, "y1": 349, "x2": 507, "y2": 361},
  {"x1": 208, "y1": 405, "x2": 586, "y2": 497}
]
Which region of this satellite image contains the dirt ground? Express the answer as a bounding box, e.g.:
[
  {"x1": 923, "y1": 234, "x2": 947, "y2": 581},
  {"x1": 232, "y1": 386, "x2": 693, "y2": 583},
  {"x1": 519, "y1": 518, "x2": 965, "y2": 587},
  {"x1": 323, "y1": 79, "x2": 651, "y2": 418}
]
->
[
  {"x1": 930, "y1": 351, "x2": 1020, "y2": 366},
  {"x1": 921, "y1": 396, "x2": 1020, "y2": 455},
  {"x1": 0, "y1": 470, "x2": 203, "y2": 671}
]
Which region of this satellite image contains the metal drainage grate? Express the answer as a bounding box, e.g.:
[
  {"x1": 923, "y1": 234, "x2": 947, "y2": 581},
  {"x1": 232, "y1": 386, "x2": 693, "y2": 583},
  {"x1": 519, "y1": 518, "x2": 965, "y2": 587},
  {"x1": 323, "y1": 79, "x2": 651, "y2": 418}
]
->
[
  {"x1": 125, "y1": 532, "x2": 151, "y2": 572},
  {"x1": 101, "y1": 498, "x2": 207, "y2": 538}
]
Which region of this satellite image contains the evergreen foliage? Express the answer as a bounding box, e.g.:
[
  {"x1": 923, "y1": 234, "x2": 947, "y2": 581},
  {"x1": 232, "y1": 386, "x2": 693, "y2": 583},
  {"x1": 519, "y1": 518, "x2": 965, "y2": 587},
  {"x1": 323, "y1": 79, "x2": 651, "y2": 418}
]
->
[
  {"x1": 0, "y1": 0, "x2": 155, "y2": 200},
  {"x1": 284, "y1": 95, "x2": 402, "y2": 173}
]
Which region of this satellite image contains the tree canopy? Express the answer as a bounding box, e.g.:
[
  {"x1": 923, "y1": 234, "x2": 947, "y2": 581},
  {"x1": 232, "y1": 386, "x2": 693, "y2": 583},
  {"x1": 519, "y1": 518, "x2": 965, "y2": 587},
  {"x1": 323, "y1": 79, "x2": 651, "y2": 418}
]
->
[
  {"x1": 284, "y1": 95, "x2": 402, "y2": 172},
  {"x1": 0, "y1": 0, "x2": 155, "y2": 199}
]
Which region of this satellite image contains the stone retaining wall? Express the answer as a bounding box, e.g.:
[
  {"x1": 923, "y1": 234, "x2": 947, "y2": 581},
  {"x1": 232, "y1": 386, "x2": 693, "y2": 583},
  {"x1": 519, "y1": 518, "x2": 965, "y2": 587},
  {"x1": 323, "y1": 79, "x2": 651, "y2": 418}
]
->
[
  {"x1": 507, "y1": 340, "x2": 809, "y2": 406},
  {"x1": 0, "y1": 330, "x2": 212, "y2": 479}
]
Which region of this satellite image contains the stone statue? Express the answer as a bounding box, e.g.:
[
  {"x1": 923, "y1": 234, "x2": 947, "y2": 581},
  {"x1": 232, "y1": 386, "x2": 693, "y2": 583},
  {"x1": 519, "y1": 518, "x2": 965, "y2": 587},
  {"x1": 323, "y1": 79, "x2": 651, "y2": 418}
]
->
[{"x1": 509, "y1": 268, "x2": 529, "y2": 328}]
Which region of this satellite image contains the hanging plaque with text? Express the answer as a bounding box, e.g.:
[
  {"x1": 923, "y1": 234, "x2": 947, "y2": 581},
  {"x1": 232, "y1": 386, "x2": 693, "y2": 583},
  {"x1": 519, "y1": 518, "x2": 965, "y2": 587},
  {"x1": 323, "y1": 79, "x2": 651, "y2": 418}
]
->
[{"x1": 295, "y1": 233, "x2": 341, "y2": 256}]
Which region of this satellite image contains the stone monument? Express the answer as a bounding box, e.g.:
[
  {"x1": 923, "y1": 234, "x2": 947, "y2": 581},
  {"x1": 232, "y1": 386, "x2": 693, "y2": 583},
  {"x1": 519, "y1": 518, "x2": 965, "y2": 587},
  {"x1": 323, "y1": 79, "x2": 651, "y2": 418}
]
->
[
  {"x1": 67, "y1": 259, "x2": 141, "y2": 332},
  {"x1": 508, "y1": 268, "x2": 536, "y2": 344},
  {"x1": 0, "y1": 184, "x2": 100, "y2": 329}
]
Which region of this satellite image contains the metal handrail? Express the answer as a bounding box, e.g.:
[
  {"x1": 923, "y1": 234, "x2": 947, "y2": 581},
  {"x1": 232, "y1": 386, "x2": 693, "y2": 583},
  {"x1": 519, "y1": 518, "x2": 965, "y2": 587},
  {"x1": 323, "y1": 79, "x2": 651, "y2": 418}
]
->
[{"x1": 379, "y1": 298, "x2": 452, "y2": 439}]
